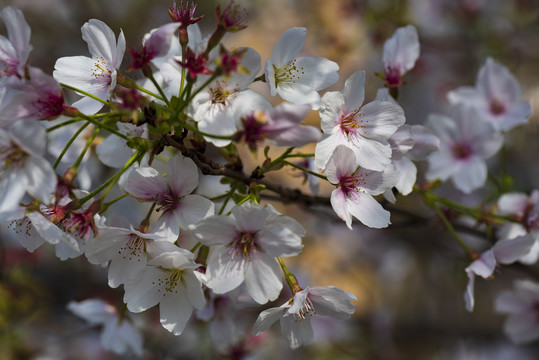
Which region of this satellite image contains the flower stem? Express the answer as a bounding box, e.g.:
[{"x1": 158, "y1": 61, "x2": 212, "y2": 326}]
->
[
  {"x1": 282, "y1": 160, "x2": 327, "y2": 181},
  {"x1": 277, "y1": 257, "x2": 301, "y2": 293},
  {"x1": 53, "y1": 121, "x2": 91, "y2": 170},
  {"x1": 146, "y1": 73, "x2": 169, "y2": 106},
  {"x1": 47, "y1": 118, "x2": 84, "y2": 132}
]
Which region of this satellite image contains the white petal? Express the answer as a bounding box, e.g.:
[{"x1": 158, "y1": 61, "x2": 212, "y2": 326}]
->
[
  {"x1": 23, "y1": 156, "x2": 57, "y2": 204},
  {"x1": 244, "y1": 250, "x2": 283, "y2": 304},
  {"x1": 319, "y1": 91, "x2": 345, "y2": 134},
  {"x1": 309, "y1": 286, "x2": 356, "y2": 319},
  {"x1": 159, "y1": 288, "x2": 193, "y2": 335},
  {"x1": 382, "y1": 25, "x2": 420, "y2": 74},
  {"x1": 330, "y1": 189, "x2": 352, "y2": 229},
  {"x1": 272, "y1": 27, "x2": 306, "y2": 66},
  {"x1": 124, "y1": 266, "x2": 163, "y2": 312},
  {"x1": 341, "y1": 70, "x2": 365, "y2": 113},
  {"x1": 347, "y1": 192, "x2": 391, "y2": 229},
  {"x1": 252, "y1": 306, "x2": 286, "y2": 335},
  {"x1": 167, "y1": 155, "x2": 199, "y2": 197},
  {"x1": 257, "y1": 219, "x2": 305, "y2": 257},
  {"x1": 182, "y1": 270, "x2": 205, "y2": 310},
  {"x1": 206, "y1": 247, "x2": 246, "y2": 294},
  {"x1": 280, "y1": 315, "x2": 314, "y2": 349},
  {"x1": 451, "y1": 157, "x2": 486, "y2": 194},
  {"x1": 190, "y1": 215, "x2": 238, "y2": 246},
  {"x1": 123, "y1": 166, "x2": 168, "y2": 201},
  {"x1": 493, "y1": 235, "x2": 535, "y2": 264},
  {"x1": 82, "y1": 19, "x2": 117, "y2": 63},
  {"x1": 294, "y1": 56, "x2": 339, "y2": 91}
]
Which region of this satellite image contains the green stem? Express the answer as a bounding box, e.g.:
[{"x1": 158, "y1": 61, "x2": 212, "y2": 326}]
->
[
  {"x1": 77, "y1": 113, "x2": 134, "y2": 145},
  {"x1": 283, "y1": 160, "x2": 327, "y2": 181},
  {"x1": 60, "y1": 83, "x2": 109, "y2": 107},
  {"x1": 285, "y1": 153, "x2": 315, "y2": 158},
  {"x1": 145, "y1": 73, "x2": 169, "y2": 105},
  {"x1": 277, "y1": 257, "x2": 301, "y2": 293},
  {"x1": 180, "y1": 43, "x2": 187, "y2": 96},
  {"x1": 53, "y1": 121, "x2": 91, "y2": 170},
  {"x1": 47, "y1": 118, "x2": 84, "y2": 132},
  {"x1": 429, "y1": 199, "x2": 471, "y2": 254},
  {"x1": 99, "y1": 193, "x2": 129, "y2": 214}
]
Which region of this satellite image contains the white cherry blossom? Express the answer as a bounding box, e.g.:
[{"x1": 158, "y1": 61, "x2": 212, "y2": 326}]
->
[
  {"x1": 252, "y1": 286, "x2": 356, "y2": 349},
  {"x1": 325, "y1": 145, "x2": 398, "y2": 229},
  {"x1": 123, "y1": 248, "x2": 206, "y2": 335},
  {"x1": 464, "y1": 235, "x2": 535, "y2": 312},
  {"x1": 315, "y1": 71, "x2": 405, "y2": 171},
  {"x1": 123, "y1": 154, "x2": 214, "y2": 239},
  {"x1": 68, "y1": 298, "x2": 143, "y2": 356},
  {"x1": 382, "y1": 25, "x2": 420, "y2": 87},
  {"x1": 190, "y1": 203, "x2": 305, "y2": 304},
  {"x1": 0, "y1": 6, "x2": 32, "y2": 78},
  {"x1": 447, "y1": 57, "x2": 532, "y2": 132},
  {"x1": 0, "y1": 120, "x2": 56, "y2": 213},
  {"x1": 53, "y1": 19, "x2": 125, "y2": 115},
  {"x1": 265, "y1": 27, "x2": 339, "y2": 109},
  {"x1": 426, "y1": 105, "x2": 503, "y2": 193},
  {"x1": 495, "y1": 279, "x2": 539, "y2": 344}
]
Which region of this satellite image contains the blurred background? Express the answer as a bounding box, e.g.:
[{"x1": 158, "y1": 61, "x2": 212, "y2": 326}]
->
[{"x1": 1, "y1": 0, "x2": 539, "y2": 359}]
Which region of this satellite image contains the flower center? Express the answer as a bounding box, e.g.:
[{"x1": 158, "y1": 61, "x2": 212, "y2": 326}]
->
[
  {"x1": 1, "y1": 144, "x2": 28, "y2": 168},
  {"x1": 156, "y1": 191, "x2": 180, "y2": 212},
  {"x1": 274, "y1": 59, "x2": 304, "y2": 86},
  {"x1": 92, "y1": 56, "x2": 113, "y2": 84},
  {"x1": 1, "y1": 58, "x2": 19, "y2": 77},
  {"x1": 339, "y1": 171, "x2": 368, "y2": 196},
  {"x1": 231, "y1": 231, "x2": 257, "y2": 260},
  {"x1": 490, "y1": 98, "x2": 506, "y2": 116},
  {"x1": 154, "y1": 269, "x2": 184, "y2": 294},
  {"x1": 293, "y1": 297, "x2": 315, "y2": 322},
  {"x1": 120, "y1": 234, "x2": 146, "y2": 262},
  {"x1": 339, "y1": 109, "x2": 367, "y2": 137},
  {"x1": 210, "y1": 81, "x2": 235, "y2": 104},
  {"x1": 452, "y1": 143, "x2": 472, "y2": 160}
]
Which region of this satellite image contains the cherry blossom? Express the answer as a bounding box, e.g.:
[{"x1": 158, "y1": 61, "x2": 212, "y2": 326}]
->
[
  {"x1": 123, "y1": 154, "x2": 214, "y2": 239},
  {"x1": 123, "y1": 248, "x2": 206, "y2": 335},
  {"x1": 496, "y1": 190, "x2": 539, "y2": 264},
  {"x1": 0, "y1": 6, "x2": 32, "y2": 78},
  {"x1": 188, "y1": 47, "x2": 269, "y2": 146},
  {"x1": 252, "y1": 286, "x2": 356, "y2": 349},
  {"x1": 382, "y1": 25, "x2": 420, "y2": 87},
  {"x1": 265, "y1": 27, "x2": 339, "y2": 109},
  {"x1": 53, "y1": 19, "x2": 126, "y2": 115},
  {"x1": 0, "y1": 120, "x2": 57, "y2": 214},
  {"x1": 447, "y1": 57, "x2": 532, "y2": 132},
  {"x1": 68, "y1": 298, "x2": 143, "y2": 356},
  {"x1": 426, "y1": 105, "x2": 503, "y2": 193},
  {"x1": 464, "y1": 235, "x2": 535, "y2": 312},
  {"x1": 325, "y1": 145, "x2": 398, "y2": 229},
  {"x1": 315, "y1": 71, "x2": 405, "y2": 171},
  {"x1": 190, "y1": 203, "x2": 305, "y2": 304}
]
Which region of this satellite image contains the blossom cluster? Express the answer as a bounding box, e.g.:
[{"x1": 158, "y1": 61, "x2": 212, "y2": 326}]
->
[{"x1": 0, "y1": 1, "x2": 537, "y2": 357}]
